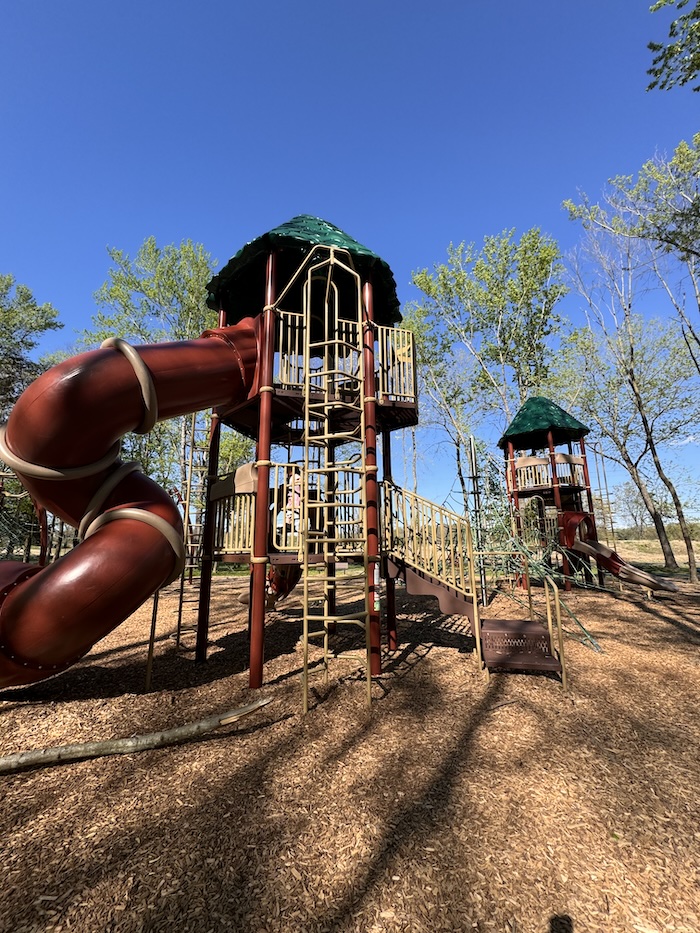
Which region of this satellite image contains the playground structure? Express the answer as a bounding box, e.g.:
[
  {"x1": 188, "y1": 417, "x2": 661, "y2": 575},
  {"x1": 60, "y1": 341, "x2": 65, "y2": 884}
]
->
[
  {"x1": 499, "y1": 396, "x2": 676, "y2": 594},
  {"x1": 0, "y1": 217, "x2": 573, "y2": 697}
]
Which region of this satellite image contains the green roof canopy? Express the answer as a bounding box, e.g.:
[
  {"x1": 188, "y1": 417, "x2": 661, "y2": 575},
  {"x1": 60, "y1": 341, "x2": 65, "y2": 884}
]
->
[
  {"x1": 497, "y1": 396, "x2": 590, "y2": 450},
  {"x1": 206, "y1": 214, "x2": 401, "y2": 326}
]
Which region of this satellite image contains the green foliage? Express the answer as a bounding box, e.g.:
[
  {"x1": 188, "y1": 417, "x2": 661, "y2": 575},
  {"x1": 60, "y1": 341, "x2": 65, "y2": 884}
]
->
[
  {"x1": 648, "y1": 0, "x2": 700, "y2": 91},
  {"x1": 551, "y1": 317, "x2": 698, "y2": 465},
  {"x1": 84, "y1": 237, "x2": 218, "y2": 347},
  {"x1": 566, "y1": 134, "x2": 700, "y2": 262},
  {"x1": 82, "y1": 237, "x2": 253, "y2": 495},
  {"x1": 410, "y1": 228, "x2": 567, "y2": 424},
  {"x1": 220, "y1": 428, "x2": 254, "y2": 475},
  {"x1": 0, "y1": 274, "x2": 62, "y2": 419}
]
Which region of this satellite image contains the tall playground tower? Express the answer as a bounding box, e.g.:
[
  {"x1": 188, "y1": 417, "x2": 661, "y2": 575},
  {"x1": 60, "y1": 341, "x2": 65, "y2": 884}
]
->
[{"x1": 195, "y1": 216, "x2": 419, "y2": 705}]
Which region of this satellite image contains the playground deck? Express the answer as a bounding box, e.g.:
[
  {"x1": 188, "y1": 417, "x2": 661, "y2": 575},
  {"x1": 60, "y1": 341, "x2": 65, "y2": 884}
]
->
[{"x1": 2, "y1": 576, "x2": 698, "y2": 933}]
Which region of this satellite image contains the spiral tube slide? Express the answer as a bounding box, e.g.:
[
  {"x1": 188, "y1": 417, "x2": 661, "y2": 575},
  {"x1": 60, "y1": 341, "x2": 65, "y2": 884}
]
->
[{"x1": 0, "y1": 319, "x2": 260, "y2": 689}]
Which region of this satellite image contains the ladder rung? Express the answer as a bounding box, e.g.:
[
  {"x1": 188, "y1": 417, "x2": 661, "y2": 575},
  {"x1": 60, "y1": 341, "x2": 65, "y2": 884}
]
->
[{"x1": 305, "y1": 612, "x2": 369, "y2": 624}]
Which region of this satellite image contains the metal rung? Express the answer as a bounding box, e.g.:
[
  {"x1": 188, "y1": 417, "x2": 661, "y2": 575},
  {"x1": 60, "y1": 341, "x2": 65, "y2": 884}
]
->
[
  {"x1": 304, "y1": 535, "x2": 366, "y2": 546},
  {"x1": 306, "y1": 501, "x2": 365, "y2": 511},
  {"x1": 305, "y1": 611, "x2": 368, "y2": 626}
]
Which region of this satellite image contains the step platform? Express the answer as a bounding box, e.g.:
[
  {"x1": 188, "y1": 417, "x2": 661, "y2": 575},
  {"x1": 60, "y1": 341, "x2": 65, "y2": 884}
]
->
[{"x1": 480, "y1": 618, "x2": 562, "y2": 674}]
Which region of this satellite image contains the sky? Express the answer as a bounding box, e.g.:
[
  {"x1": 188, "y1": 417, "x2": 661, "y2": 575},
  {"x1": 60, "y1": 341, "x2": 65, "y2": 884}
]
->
[{"x1": 1, "y1": 1, "x2": 698, "y2": 504}]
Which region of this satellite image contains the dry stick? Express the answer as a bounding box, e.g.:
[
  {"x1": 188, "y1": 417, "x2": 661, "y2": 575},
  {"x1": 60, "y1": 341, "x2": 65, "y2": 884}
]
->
[{"x1": 0, "y1": 697, "x2": 272, "y2": 775}]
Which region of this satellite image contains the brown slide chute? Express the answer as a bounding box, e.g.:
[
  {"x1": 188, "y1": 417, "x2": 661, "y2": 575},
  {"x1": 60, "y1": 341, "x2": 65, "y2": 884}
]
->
[{"x1": 0, "y1": 319, "x2": 260, "y2": 689}]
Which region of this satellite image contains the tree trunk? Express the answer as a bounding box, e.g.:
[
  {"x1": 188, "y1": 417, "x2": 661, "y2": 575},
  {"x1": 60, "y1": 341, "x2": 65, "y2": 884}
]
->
[
  {"x1": 622, "y1": 455, "x2": 679, "y2": 570},
  {"x1": 626, "y1": 368, "x2": 697, "y2": 582},
  {"x1": 454, "y1": 442, "x2": 470, "y2": 514}
]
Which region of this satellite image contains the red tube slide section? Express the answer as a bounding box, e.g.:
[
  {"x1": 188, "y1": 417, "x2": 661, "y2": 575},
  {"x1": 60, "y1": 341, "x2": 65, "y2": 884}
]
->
[{"x1": 0, "y1": 319, "x2": 260, "y2": 689}]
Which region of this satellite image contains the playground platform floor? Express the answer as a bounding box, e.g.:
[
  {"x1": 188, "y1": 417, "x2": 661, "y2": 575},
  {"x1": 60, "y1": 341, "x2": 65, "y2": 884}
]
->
[{"x1": 1, "y1": 573, "x2": 699, "y2": 933}]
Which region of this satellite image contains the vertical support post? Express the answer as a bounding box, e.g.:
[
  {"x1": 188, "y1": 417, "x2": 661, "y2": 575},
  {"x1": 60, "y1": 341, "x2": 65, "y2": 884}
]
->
[
  {"x1": 579, "y1": 435, "x2": 604, "y2": 586},
  {"x1": 196, "y1": 411, "x2": 222, "y2": 662},
  {"x1": 362, "y1": 279, "x2": 381, "y2": 675},
  {"x1": 468, "y1": 435, "x2": 488, "y2": 607},
  {"x1": 382, "y1": 429, "x2": 397, "y2": 651},
  {"x1": 506, "y1": 441, "x2": 522, "y2": 535},
  {"x1": 579, "y1": 436, "x2": 597, "y2": 526},
  {"x1": 547, "y1": 429, "x2": 571, "y2": 590},
  {"x1": 195, "y1": 303, "x2": 229, "y2": 664},
  {"x1": 507, "y1": 439, "x2": 530, "y2": 592},
  {"x1": 249, "y1": 252, "x2": 276, "y2": 689}
]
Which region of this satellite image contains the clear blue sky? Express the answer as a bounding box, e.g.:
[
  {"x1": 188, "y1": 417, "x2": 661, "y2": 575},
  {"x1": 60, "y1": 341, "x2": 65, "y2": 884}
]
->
[{"x1": 1, "y1": 2, "x2": 697, "y2": 502}]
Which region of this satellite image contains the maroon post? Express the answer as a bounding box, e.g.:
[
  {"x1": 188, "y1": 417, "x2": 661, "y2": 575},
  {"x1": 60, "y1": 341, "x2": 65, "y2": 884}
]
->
[
  {"x1": 362, "y1": 280, "x2": 382, "y2": 675},
  {"x1": 547, "y1": 429, "x2": 571, "y2": 590},
  {"x1": 196, "y1": 307, "x2": 228, "y2": 663},
  {"x1": 579, "y1": 435, "x2": 604, "y2": 586},
  {"x1": 506, "y1": 440, "x2": 522, "y2": 534},
  {"x1": 249, "y1": 252, "x2": 276, "y2": 688},
  {"x1": 196, "y1": 410, "x2": 222, "y2": 663},
  {"x1": 382, "y1": 428, "x2": 398, "y2": 651}
]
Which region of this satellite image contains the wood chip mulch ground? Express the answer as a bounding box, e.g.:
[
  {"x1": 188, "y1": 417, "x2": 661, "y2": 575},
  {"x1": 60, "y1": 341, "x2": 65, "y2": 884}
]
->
[{"x1": 1, "y1": 571, "x2": 699, "y2": 933}]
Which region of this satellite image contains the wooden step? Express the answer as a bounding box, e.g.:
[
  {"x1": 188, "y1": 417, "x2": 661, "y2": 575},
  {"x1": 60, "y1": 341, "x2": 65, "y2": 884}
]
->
[{"x1": 480, "y1": 618, "x2": 562, "y2": 674}]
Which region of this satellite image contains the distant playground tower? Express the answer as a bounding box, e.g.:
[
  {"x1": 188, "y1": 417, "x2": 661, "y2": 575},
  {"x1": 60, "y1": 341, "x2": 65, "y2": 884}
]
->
[{"x1": 498, "y1": 397, "x2": 602, "y2": 586}]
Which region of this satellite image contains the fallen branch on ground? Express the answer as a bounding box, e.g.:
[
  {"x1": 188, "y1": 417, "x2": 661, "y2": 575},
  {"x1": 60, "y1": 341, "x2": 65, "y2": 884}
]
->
[{"x1": 0, "y1": 697, "x2": 272, "y2": 775}]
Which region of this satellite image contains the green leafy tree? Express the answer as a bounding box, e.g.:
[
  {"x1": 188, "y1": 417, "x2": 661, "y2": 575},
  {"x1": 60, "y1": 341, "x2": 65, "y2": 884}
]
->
[
  {"x1": 83, "y1": 238, "x2": 253, "y2": 498},
  {"x1": 0, "y1": 275, "x2": 63, "y2": 555},
  {"x1": 551, "y1": 324, "x2": 691, "y2": 571},
  {"x1": 648, "y1": 0, "x2": 700, "y2": 92},
  {"x1": 556, "y1": 202, "x2": 699, "y2": 578},
  {"x1": 565, "y1": 135, "x2": 700, "y2": 376},
  {"x1": 402, "y1": 302, "x2": 478, "y2": 511},
  {"x1": 0, "y1": 274, "x2": 62, "y2": 419},
  {"x1": 411, "y1": 229, "x2": 568, "y2": 428},
  {"x1": 568, "y1": 135, "x2": 700, "y2": 261}
]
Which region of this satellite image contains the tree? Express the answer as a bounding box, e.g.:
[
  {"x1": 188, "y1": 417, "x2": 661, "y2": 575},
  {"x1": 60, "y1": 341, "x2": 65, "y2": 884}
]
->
[
  {"x1": 83, "y1": 238, "x2": 253, "y2": 498},
  {"x1": 0, "y1": 274, "x2": 62, "y2": 419},
  {"x1": 410, "y1": 228, "x2": 568, "y2": 427},
  {"x1": 405, "y1": 229, "x2": 567, "y2": 516},
  {"x1": 0, "y1": 276, "x2": 63, "y2": 556},
  {"x1": 647, "y1": 0, "x2": 700, "y2": 92},
  {"x1": 552, "y1": 323, "x2": 694, "y2": 571},
  {"x1": 556, "y1": 202, "x2": 699, "y2": 580},
  {"x1": 566, "y1": 136, "x2": 700, "y2": 376},
  {"x1": 402, "y1": 302, "x2": 478, "y2": 512},
  {"x1": 577, "y1": 135, "x2": 700, "y2": 262},
  {"x1": 609, "y1": 135, "x2": 700, "y2": 373},
  {"x1": 614, "y1": 480, "x2": 675, "y2": 537}
]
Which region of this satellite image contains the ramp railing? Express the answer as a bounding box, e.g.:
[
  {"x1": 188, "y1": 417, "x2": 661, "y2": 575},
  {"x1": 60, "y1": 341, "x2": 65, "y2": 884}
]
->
[{"x1": 380, "y1": 481, "x2": 477, "y2": 600}]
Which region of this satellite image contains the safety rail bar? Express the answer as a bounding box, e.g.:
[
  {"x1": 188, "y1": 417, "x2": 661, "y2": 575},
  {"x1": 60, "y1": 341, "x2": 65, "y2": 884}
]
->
[
  {"x1": 543, "y1": 573, "x2": 567, "y2": 691},
  {"x1": 273, "y1": 309, "x2": 416, "y2": 406},
  {"x1": 380, "y1": 481, "x2": 476, "y2": 598},
  {"x1": 507, "y1": 453, "x2": 586, "y2": 492},
  {"x1": 376, "y1": 325, "x2": 416, "y2": 402},
  {"x1": 212, "y1": 461, "x2": 369, "y2": 559},
  {"x1": 213, "y1": 490, "x2": 255, "y2": 556}
]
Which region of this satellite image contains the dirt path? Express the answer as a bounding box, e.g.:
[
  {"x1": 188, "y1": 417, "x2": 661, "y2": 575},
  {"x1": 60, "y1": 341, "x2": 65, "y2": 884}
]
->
[{"x1": 2, "y1": 575, "x2": 699, "y2": 933}]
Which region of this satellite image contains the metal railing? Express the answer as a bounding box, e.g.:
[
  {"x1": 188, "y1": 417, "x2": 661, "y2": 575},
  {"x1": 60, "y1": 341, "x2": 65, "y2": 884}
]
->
[
  {"x1": 380, "y1": 481, "x2": 475, "y2": 598},
  {"x1": 509, "y1": 453, "x2": 586, "y2": 492},
  {"x1": 213, "y1": 489, "x2": 255, "y2": 557},
  {"x1": 543, "y1": 573, "x2": 567, "y2": 691},
  {"x1": 273, "y1": 310, "x2": 416, "y2": 406},
  {"x1": 376, "y1": 325, "x2": 416, "y2": 402}
]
